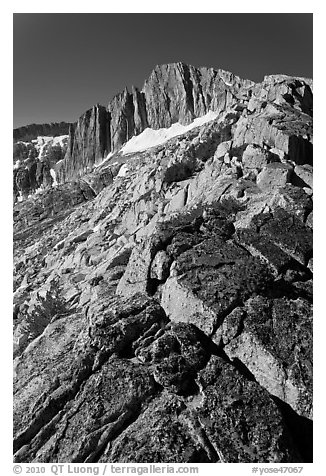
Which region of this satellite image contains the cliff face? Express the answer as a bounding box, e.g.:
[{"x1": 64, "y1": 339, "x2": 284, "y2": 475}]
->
[
  {"x1": 142, "y1": 63, "x2": 253, "y2": 129},
  {"x1": 57, "y1": 105, "x2": 110, "y2": 183},
  {"x1": 13, "y1": 63, "x2": 313, "y2": 463}
]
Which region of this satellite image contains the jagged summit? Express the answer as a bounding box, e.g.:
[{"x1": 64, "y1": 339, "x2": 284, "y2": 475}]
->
[
  {"x1": 148, "y1": 61, "x2": 254, "y2": 85},
  {"x1": 13, "y1": 62, "x2": 313, "y2": 200}
]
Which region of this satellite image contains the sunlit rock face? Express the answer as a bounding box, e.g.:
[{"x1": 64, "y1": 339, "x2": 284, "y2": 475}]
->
[{"x1": 13, "y1": 63, "x2": 313, "y2": 463}]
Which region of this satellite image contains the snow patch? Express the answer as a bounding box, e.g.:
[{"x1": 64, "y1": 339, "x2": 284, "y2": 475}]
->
[
  {"x1": 32, "y1": 135, "x2": 68, "y2": 147},
  {"x1": 121, "y1": 111, "x2": 218, "y2": 155},
  {"x1": 52, "y1": 135, "x2": 69, "y2": 147},
  {"x1": 35, "y1": 137, "x2": 51, "y2": 160},
  {"x1": 54, "y1": 239, "x2": 66, "y2": 251},
  {"x1": 117, "y1": 163, "x2": 129, "y2": 177},
  {"x1": 50, "y1": 169, "x2": 58, "y2": 186},
  {"x1": 35, "y1": 186, "x2": 44, "y2": 195},
  {"x1": 35, "y1": 136, "x2": 54, "y2": 146},
  {"x1": 16, "y1": 141, "x2": 31, "y2": 147},
  {"x1": 26, "y1": 186, "x2": 45, "y2": 199},
  {"x1": 23, "y1": 135, "x2": 69, "y2": 161},
  {"x1": 38, "y1": 144, "x2": 46, "y2": 161},
  {"x1": 94, "y1": 152, "x2": 114, "y2": 168}
]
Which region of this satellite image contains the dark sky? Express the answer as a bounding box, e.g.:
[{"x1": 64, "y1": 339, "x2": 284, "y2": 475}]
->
[{"x1": 13, "y1": 13, "x2": 313, "y2": 129}]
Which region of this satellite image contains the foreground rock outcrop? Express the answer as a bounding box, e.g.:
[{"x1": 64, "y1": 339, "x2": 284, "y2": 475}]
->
[{"x1": 13, "y1": 63, "x2": 313, "y2": 463}]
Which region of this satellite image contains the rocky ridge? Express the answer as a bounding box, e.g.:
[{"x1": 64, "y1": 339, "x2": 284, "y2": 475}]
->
[
  {"x1": 13, "y1": 135, "x2": 69, "y2": 201},
  {"x1": 13, "y1": 63, "x2": 313, "y2": 463},
  {"x1": 13, "y1": 122, "x2": 71, "y2": 143}
]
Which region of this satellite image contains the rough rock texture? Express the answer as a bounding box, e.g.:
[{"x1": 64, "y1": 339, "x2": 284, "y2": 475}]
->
[
  {"x1": 13, "y1": 63, "x2": 313, "y2": 463},
  {"x1": 13, "y1": 135, "x2": 69, "y2": 200},
  {"x1": 224, "y1": 296, "x2": 312, "y2": 419},
  {"x1": 194, "y1": 355, "x2": 300, "y2": 462},
  {"x1": 142, "y1": 63, "x2": 252, "y2": 130}
]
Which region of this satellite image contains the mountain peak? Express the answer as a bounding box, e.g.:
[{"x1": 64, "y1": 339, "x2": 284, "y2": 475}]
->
[{"x1": 14, "y1": 62, "x2": 313, "y2": 194}]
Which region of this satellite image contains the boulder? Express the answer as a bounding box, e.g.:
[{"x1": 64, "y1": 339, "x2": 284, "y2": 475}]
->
[
  {"x1": 137, "y1": 322, "x2": 209, "y2": 393},
  {"x1": 224, "y1": 296, "x2": 313, "y2": 419},
  {"x1": 269, "y1": 185, "x2": 312, "y2": 221},
  {"x1": 242, "y1": 143, "x2": 277, "y2": 171},
  {"x1": 161, "y1": 235, "x2": 272, "y2": 336},
  {"x1": 150, "y1": 250, "x2": 171, "y2": 281},
  {"x1": 293, "y1": 164, "x2": 313, "y2": 189},
  {"x1": 232, "y1": 112, "x2": 312, "y2": 166},
  {"x1": 164, "y1": 187, "x2": 188, "y2": 212},
  {"x1": 20, "y1": 358, "x2": 156, "y2": 463},
  {"x1": 214, "y1": 139, "x2": 232, "y2": 159},
  {"x1": 87, "y1": 293, "x2": 168, "y2": 358},
  {"x1": 235, "y1": 228, "x2": 293, "y2": 276},
  {"x1": 257, "y1": 162, "x2": 293, "y2": 190},
  {"x1": 161, "y1": 276, "x2": 218, "y2": 335},
  {"x1": 116, "y1": 240, "x2": 156, "y2": 297},
  {"x1": 195, "y1": 355, "x2": 300, "y2": 462},
  {"x1": 99, "y1": 393, "x2": 209, "y2": 463},
  {"x1": 259, "y1": 208, "x2": 312, "y2": 265}
]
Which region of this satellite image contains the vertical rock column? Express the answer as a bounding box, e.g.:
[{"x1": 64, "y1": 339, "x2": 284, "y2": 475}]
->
[{"x1": 58, "y1": 104, "x2": 110, "y2": 182}]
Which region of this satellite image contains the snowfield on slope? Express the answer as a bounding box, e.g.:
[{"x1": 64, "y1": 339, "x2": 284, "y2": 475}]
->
[
  {"x1": 94, "y1": 152, "x2": 114, "y2": 168},
  {"x1": 31, "y1": 135, "x2": 69, "y2": 148},
  {"x1": 121, "y1": 110, "x2": 218, "y2": 155},
  {"x1": 50, "y1": 169, "x2": 58, "y2": 186}
]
